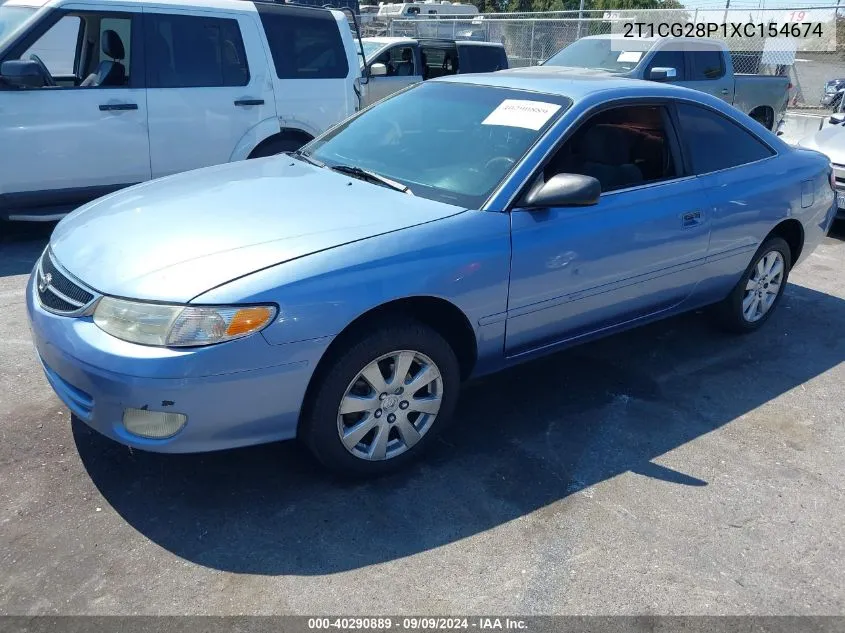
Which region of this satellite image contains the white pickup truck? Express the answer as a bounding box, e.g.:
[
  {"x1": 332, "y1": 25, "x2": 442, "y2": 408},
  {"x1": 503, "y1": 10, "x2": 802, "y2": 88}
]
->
[
  {"x1": 543, "y1": 35, "x2": 790, "y2": 132},
  {"x1": 0, "y1": 0, "x2": 361, "y2": 221}
]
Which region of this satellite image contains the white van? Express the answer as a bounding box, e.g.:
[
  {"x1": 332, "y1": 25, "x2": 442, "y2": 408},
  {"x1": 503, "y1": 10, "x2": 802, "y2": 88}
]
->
[{"x1": 0, "y1": 0, "x2": 361, "y2": 220}]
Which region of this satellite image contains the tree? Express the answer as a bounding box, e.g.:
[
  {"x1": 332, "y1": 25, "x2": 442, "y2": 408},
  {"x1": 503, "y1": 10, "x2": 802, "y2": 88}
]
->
[{"x1": 589, "y1": 0, "x2": 683, "y2": 8}]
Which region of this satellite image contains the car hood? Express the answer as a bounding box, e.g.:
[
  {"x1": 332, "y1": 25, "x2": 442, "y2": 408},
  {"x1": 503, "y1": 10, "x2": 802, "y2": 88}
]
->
[
  {"x1": 798, "y1": 124, "x2": 845, "y2": 165},
  {"x1": 50, "y1": 157, "x2": 465, "y2": 303}
]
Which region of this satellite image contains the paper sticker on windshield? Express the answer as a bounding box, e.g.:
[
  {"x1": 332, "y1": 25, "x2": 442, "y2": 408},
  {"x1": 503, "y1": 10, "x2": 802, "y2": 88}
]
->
[
  {"x1": 617, "y1": 51, "x2": 643, "y2": 63},
  {"x1": 482, "y1": 99, "x2": 562, "y2": 131}
]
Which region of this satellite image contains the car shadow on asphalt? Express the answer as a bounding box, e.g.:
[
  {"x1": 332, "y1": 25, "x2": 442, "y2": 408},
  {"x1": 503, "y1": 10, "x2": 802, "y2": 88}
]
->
[
  {"x1": 73, "y1": 281, "x2": 845, "y2": 576},
  {"x1": 0, "y1": 222, "x2": 55, "y2": 277}
]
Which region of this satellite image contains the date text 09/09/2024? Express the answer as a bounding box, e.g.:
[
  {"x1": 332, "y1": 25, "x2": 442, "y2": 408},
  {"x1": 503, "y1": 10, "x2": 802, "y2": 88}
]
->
[
  {"x1": 307, "y1": 618, "x2": 529, "y2": 630},
  {"x1": 623, "y1": 21, "x2": 824, "y2": 39}
]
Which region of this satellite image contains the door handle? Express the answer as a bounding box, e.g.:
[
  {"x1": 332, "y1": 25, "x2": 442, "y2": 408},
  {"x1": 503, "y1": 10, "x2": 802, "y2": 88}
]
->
[
  {"x1": 99, "y1": 103, "x2": 138, "y2": 111},
  {"x1": 681, "y1": 210, "x2": 703, "y2": 227},
  {"x1": 234, "y1": 99, "x2": 264, "y2": 106}
]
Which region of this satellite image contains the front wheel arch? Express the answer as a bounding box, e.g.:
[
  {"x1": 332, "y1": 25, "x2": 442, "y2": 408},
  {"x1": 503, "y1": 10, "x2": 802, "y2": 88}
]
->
[{"x1": 298, "y1": 296, "x2": 477, "y2": 431}]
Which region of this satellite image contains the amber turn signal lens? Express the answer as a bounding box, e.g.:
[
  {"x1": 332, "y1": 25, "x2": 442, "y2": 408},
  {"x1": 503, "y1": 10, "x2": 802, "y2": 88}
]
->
[{"x1": 225, "y1": 306, "x2": 275, "y2": 337}]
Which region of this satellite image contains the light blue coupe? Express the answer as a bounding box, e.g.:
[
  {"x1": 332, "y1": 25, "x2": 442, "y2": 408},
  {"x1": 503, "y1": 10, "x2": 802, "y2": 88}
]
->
[{"x1": 27, "y1": 70, "x2": 837, "y2": 475}]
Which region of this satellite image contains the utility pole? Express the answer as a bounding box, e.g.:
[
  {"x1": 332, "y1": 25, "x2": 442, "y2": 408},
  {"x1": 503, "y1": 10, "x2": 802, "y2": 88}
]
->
[
  {"x1": 577, "y1": 0, "x2": 585, "y2": 39},
  {"x1": 723, "y1": 0, "x2": 730, "y2": 25}
]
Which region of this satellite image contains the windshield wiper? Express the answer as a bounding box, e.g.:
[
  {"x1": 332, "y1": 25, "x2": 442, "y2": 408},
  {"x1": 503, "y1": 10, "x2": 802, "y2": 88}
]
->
[
  {"x1": 330, "y1": 164, "x2": 414, "y2": 195},
  {"x1": 286, "y1": 150, "x2": 326, "y2": 169}
]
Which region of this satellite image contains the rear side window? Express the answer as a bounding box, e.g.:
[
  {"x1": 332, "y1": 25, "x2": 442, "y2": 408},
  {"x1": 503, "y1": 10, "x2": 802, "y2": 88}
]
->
[
  {"x1": 689, "y1": 48, "x2": 724, "y2": 80},
  {"x1": 676, "y1": 103, "x2": 774, "y2": 174},
  {"x1": 259, "y1": 9, "x2": 349, "y2": 79},
  {"x1": 458, "y1": 45, "x2": 506, "y2": 72},
  {"x1": 420, "y1": 46, "x2": 457, "y2": 79},
  {"x1": 645, "y1": 49, "x2": 685, "y2": 81},
  {"x1": 145, "y1": 14, "x2": 249, "y2": 88}
]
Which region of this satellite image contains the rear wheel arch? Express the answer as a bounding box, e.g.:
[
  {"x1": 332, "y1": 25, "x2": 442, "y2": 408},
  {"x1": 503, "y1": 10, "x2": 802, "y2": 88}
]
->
[
  {"x1": 768, "y1": 218, "x2": 804, "y2": 266},
  {"x1": 749, "y1": 105, "x2": 775, "y2": 131},
  {"x1": 248, "y1": 128, "x2": 315, "y2": 159}
]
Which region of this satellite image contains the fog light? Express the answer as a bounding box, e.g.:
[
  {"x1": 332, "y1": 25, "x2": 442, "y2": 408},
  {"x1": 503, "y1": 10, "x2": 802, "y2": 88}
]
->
[{"x1": 123, "y1": 408, "x2": 187, "y2": 439}]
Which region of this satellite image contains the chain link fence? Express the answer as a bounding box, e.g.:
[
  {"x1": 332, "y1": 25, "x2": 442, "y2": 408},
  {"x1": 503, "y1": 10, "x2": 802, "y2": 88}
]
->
[{"x1": 360, "y1": 7, "x2": 843, "y2": 108}]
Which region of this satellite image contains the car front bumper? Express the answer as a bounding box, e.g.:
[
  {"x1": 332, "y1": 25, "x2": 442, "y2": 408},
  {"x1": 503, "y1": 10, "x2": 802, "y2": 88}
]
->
[{"x1": 26, "y1": 273, "x2": 330, "y2": 453}]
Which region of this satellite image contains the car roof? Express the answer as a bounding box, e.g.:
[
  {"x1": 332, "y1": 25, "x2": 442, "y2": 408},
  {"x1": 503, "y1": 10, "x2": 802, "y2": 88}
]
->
[
  {"x1": 435, "y1": 67, "x2": 707, "y2": 101},
  {"x1": 361, "y1": 37, "x2": 416, "y2": 45},
  {"x1": 8, "y1": 0, "x2": 327, "y2": 14}
]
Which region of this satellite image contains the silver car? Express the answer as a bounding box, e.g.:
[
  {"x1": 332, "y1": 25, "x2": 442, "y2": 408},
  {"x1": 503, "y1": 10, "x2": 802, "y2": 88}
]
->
[{"x1": 798, "y1": 116, "x2": 845, "y2": 219}]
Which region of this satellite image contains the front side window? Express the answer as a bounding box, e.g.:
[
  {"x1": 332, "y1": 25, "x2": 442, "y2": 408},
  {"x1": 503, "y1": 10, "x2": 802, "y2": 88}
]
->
[
  {"x1": 98, "y1": 17, "x2": 131, "y2": 68},
  {"x1": 645, "y1": 49, "x2": 686, "y2": 81},
  {"x1": 304, "y1": 82, "x2": 571, "y2": 207},
  {"x1": 145, "y1": 14, "x2": 249, "y2": 88},
  {"x1": 22, "y1": 14, "x2": 81, "y2": 76},
  {"x1": 543, "y1": 105, "x2": 679, "y2": 194},
  {"x1": 8, "y1": 11, "x2": 134, "y2": 88},
  {"x1": 372, "y1": 45, "x2": 415, "y2": 76},
  {"x1": 676, "y1": 102, "x2": 774, "y2": 174},
  {"x1": 259, "y1": 9, "x2": 348, "y2": 79}
]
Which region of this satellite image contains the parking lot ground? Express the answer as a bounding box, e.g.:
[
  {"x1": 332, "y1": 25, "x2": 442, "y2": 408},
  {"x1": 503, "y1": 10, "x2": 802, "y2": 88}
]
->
[{"x1": 1, "y1": 221, "x2": 844, "y2": 615}]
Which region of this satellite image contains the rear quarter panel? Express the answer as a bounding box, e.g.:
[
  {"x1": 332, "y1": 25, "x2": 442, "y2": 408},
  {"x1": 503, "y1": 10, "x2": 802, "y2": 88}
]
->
[
  {"x1": 733, "y1": 75, "x2": 790, "y2": 122},
  {"x1": 694, "y1": 145, "x2": 835, "y2": 305}
]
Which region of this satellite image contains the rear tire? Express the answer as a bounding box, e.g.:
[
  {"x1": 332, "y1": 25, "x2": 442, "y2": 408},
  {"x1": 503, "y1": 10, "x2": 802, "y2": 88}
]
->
[
  {"x1": 713, "y1": 236, "x2": 791, "y2": 333},
  {"x1": 300, "y1": 319, "x2": 461, "y2": 476}
]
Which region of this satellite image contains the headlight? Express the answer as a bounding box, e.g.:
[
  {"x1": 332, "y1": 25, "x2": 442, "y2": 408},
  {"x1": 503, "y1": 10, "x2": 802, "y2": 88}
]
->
[{"x1": 93, "y1": 297, "x2": 277, "y2": 347}]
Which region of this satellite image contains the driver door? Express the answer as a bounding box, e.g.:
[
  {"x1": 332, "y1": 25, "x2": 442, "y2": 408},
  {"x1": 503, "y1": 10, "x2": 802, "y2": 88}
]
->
[
  {"x1": 506, "y1": 103, "x2": 711, "y2": 354},
  {"x1": 362, "y1": 43, "x2": 421, "y2": 107},
  {"x1": 0, "y1": 6, "x2": 150, "y2": 219}
]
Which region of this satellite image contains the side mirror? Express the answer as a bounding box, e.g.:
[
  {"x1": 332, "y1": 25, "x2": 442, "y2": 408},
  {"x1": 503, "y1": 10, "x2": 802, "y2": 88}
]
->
[
  {"x1": 648, "y1": 66, "x2": 677, "y2": 81},
  {"x1": 829, "y1": 113, "x2": 845, "y2": 125},
  {"x1": 370, "y1": 63, "x2": 387, "y2": 77},
  {"x1": 522, "y1": 174, "x2": 601, "y2": 208},
  {"x1": 0, "y1": 60, "x2": 45, "y2": 88}
]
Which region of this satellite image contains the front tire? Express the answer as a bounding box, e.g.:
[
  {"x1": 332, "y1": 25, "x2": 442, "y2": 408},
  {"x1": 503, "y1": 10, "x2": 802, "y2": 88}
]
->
[
  {"x1": 300, "y1": 320, "x2": 461, "y2": 476},
  {"x1": 714, "y1": 236, "x2": 791, "y2": 333}
]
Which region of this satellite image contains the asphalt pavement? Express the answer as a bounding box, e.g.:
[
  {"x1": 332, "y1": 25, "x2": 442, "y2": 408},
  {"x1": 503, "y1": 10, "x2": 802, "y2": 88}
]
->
[{"x1": 1, "y1": 220, "x2": 844, "y2": 615}]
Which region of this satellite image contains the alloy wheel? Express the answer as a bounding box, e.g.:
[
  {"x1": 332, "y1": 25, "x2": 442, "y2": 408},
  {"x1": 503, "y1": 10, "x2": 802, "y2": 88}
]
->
[
  {"x1": 742, "y1": 250, "x2": 785, "y2": 323},
  {"x1": 337, "y1": 350, "x2": 444, "y2": 461}
]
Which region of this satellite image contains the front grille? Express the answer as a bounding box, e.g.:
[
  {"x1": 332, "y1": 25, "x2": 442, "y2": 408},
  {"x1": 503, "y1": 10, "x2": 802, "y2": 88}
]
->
[{"x1": 36, "y1": 250, "x2": 96, "y2": 316}]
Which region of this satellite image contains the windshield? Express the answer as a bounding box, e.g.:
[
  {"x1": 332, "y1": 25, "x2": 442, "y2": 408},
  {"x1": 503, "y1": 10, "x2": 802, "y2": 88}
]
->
[
  {"x1": 303, "y1": 82, "x2": 571, "y2": 207},
  {"x1": 357, "y1": 40, "x2": 387, "y2": 65},
  {"x1": 0, "y1": 5, "x2": 37, "y2": 49},
  {"x1": 543, "y1": 38, "x2": 655, "y2": 73}
]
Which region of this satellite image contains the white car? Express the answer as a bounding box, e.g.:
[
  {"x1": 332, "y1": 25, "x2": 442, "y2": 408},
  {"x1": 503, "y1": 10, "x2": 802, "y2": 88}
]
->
[
  {"x1": 0, "y1": 0, "x2": 362, "y2": 221},
  {"x1": 798, "y1": 114, "x2": 845, "y2": 219}
]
